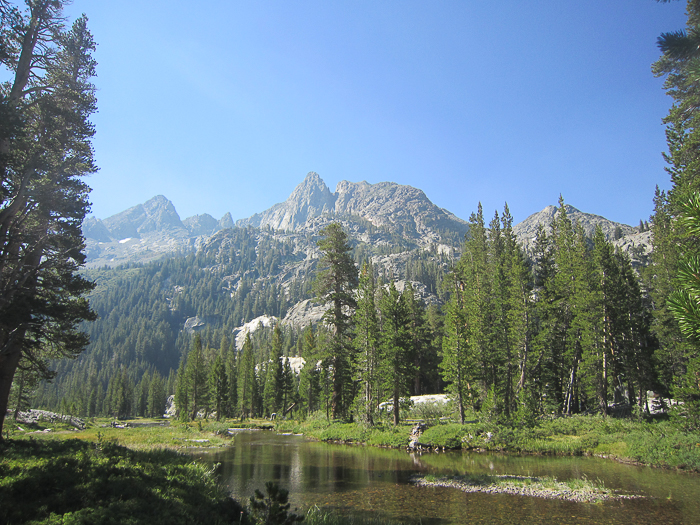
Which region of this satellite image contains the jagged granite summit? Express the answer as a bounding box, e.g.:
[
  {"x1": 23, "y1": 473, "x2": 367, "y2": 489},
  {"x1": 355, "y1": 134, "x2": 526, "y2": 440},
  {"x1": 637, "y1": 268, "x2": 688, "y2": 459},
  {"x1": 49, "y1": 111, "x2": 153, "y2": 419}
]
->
[
  {"x1": 239, "y1": 172, "x2": 335, "y2": 231},
  {"x1": 83, "y1": 196, "x2": 233, "y2": 268},
  {"x1": 236, "y1": 171, "x2": 468, "y2": 246}
]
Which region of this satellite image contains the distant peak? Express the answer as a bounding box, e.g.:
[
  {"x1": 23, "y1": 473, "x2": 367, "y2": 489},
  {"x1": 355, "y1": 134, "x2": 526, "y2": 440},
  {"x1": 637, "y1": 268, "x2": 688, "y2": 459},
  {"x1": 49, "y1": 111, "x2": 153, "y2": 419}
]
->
[
  {"x1": 291, "y1": 172, "x2": 331, "y2": 197},
  {"x1": 145, "y1": 195, "x2": 171, "y2": 205},
  {"x1": 297, "y1": 172, "x2": 329, "y2": 191}
]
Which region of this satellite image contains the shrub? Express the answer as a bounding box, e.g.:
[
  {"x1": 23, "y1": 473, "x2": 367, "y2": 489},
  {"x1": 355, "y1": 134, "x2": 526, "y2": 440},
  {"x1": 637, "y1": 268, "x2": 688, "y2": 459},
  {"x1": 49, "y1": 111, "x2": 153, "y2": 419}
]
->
[
  {"x1": 407, "y1": 401, "x2": 451, "y2": 425},
  {"x1": 420, "y1": 424, "x2": 467, "y2": 449}
]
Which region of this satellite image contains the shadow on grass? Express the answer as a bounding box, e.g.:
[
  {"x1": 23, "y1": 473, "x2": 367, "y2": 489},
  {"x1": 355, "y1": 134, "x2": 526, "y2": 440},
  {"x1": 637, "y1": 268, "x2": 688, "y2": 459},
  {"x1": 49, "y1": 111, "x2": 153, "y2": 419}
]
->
[{"x1": 0, "y1": 438, "x2": 246, "y2": 525}]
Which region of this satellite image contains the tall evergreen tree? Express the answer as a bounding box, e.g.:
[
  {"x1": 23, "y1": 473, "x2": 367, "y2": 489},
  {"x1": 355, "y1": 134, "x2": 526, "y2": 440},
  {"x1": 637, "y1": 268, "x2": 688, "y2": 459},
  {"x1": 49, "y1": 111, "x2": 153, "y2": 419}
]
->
[
  {"x1": 0, "y1": 2, "x2": 98, "y2": 438},
  {"x1": 378, "y1": 282, "x2": 413, "y2": 426},
  {"x1": 298, "y1": 325, "x2": 320, "y2": 417},
  {"x1": 184, "y1": 334, "x2": 209, "y2": 420},
  {"x1": 313, "y1": 222, "x2": 358, "y2": 420},
  {"x1": 648, "y1": 0, "x2": 700, "y2": 403},
  {"x1": 174, "y1": 354, "x2": 189, "y2": 420},
  {"x1": 238, "y1": 333, "x2": 255, "y2": 419},
  {"x1": 210, "y1": 349, "x2": 229, "y2": 421},
  {"x1": 262, "y1": 324, "x2": 283, "y2": 417},
  {"x1": 402, "y1": 282, "x2": 430, "y2": 397},
  {"x1": 667, "y1": 192, "x2": 700, "y2": 426},
  {"x1": 147, "y1": 371, "x2": 166, "y2": 418},
  {"x1": 440, "y1": 271, "x2": 472, "y2": 424},
  {"x1": 352, "y1": 261, "x2": 380, "y2": 424}
]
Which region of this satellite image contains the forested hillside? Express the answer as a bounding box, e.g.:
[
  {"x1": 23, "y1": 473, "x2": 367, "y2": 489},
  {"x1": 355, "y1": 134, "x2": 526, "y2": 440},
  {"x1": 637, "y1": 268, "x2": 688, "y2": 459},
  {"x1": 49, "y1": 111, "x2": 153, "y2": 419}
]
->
[
  {"x1": 30, "y1": 222, "x2": 452, "y2": 417},
  {"x1": 24, "y1": 188, "x2": 666, "y2": 430}
]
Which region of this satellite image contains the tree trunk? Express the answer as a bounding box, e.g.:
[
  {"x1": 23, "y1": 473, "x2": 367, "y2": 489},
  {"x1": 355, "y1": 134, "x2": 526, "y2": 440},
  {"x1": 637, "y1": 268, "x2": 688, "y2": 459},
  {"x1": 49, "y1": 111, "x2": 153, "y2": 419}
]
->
[
  {"x1": 393, "y1": 389, "x2": 400, "y2": 426},
  {"x1": 0, "y1": 346, "x2": 23, "y2": 439}
]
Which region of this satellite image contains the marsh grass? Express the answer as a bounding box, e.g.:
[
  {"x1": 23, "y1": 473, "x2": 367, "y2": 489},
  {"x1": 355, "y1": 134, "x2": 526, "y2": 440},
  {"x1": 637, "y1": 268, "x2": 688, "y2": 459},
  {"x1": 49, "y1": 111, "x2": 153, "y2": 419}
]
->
[
  {"x1": 277, "y1": 414, "x2": 700, "y2": 471},
  {"x1": 10, "y1": 417, "x2": 265, "y2": 450}
]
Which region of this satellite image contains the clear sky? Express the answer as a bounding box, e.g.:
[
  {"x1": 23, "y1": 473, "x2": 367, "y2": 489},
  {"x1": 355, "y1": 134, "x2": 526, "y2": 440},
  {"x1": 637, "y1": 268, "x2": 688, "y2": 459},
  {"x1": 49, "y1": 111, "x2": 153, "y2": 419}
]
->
[{"x1": 61, "y1": 1, "x2": 688, "y2": 227}]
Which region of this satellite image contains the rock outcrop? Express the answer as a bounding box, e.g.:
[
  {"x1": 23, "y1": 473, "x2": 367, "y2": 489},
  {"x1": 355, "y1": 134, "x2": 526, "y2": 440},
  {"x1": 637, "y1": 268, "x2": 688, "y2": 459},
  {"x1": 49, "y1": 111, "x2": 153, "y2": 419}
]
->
[
  {"x1": 240, "y1": 172, "x2": 336, "y2": 231},
  {"x1": 232, "y1": 315, "x2": 279, "y2": 350},
  {"x1": 513, "y1": 204, "x2": 636, "y2": 254},
  {"x1": 236, "y1": 172, "x2": 468, "y2": 247},
  {"x1": 183, "y1": 213, "x2": 219, "y2": 236}
]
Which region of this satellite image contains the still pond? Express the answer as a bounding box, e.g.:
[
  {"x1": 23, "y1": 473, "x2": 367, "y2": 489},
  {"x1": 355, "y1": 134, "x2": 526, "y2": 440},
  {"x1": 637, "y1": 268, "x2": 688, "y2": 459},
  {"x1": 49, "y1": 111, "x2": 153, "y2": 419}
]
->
[{"x1": 194, "y1": 430, "x2": 700, "y2": 524}]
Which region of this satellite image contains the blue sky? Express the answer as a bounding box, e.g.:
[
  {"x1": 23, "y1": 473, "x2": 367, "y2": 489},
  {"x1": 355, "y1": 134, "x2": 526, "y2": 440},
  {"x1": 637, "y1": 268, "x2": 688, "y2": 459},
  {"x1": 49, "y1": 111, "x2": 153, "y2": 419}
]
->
[{"x1": 62, "y1": 1, "x2": 687, "y2": 226}]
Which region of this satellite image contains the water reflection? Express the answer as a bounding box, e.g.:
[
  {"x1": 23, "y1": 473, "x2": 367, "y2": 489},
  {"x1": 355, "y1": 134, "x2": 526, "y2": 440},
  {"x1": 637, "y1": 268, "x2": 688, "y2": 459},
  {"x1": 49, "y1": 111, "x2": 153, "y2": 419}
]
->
[{"x1": 194, "y1": 431, "x2": 700, "y2": 525}]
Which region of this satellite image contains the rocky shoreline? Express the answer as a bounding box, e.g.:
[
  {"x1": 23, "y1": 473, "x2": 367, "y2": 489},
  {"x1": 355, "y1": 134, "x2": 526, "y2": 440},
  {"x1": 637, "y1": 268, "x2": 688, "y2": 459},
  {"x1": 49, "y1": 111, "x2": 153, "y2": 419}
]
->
[{"x1": 411, "y1": 474, "x2": 645, "y2": 503}]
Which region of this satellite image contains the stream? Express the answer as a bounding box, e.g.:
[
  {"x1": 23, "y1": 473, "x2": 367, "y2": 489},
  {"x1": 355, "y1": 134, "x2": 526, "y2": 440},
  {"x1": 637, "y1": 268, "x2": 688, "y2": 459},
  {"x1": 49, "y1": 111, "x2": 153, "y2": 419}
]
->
[{"x1": 193, "y1": 430, "x2": 700, "y2": 524}]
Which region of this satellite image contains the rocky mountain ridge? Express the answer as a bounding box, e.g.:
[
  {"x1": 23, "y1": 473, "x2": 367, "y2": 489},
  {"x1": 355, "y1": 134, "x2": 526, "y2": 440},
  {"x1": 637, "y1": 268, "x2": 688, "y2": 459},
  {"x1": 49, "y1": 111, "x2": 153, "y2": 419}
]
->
[
  {"x1": 83, "y1": 196, "x2": 234, "y2": 268},
  {"x1": 236, "y1": 172, "x2": 469, "y2": 247},
  {"x1": 83, "y1": 172, "x2": 642, "y2": 269}
]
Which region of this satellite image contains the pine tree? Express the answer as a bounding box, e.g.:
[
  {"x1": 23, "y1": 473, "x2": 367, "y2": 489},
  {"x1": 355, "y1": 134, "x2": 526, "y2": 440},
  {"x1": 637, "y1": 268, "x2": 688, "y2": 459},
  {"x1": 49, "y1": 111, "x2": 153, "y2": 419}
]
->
[
  {"x1": 262, "y1": 324, "x2": 283, "y2": 417},
  {"x1": 0, "y1": 3, "x2": 98, "y2": 438},
  {"x1": 210, "y1": 349, "x2": 229, "y2": 421},
  {"x1": 223, "y1": 335, "x2": 238, "y2": 417},
  {"x1": 440, "y1": 271, "x2": 473, "y2": 424},
  {"x1": 298, "y1": 325, "x2": 321, "y2": 417},
  {"x1": 402, "y1": 282, "x2": 430, "y2": 397},
  {"x1": 238, "y1": 333, "x2": 256, "y2": 419},
  {"x1": 135, "y1": 371, "x2": 150, "y2": 417},
  {"x1": 352, "y1": 261, "x2": 380, "y2": 424},
  {"x1": 147, "y1": 371, "x2": 166, "y2": 418},
  {"x1": 648, "y1": 1, "x2": 700, "y2": 405},
  {"x1": 280, "y1": 358, "x2": 294, "y2": 416},
  {"x1": 462, "y1": 204, "x2": 492, "y2": 413},
  {"x1": 500, "y1": 205, "x2": 533, "y2": 416},
  {"x1": 174, "y1": 354, "x2": 189, "y2": 420},
  {"x1": 667, "y1": 193, "x2": 700, "y2": 426},
  {"x1": 378, "y1": 282, "x2": 413, "y2": 426},
  {"x1": 185, "y1": 334, "x2": 209, "y2": 420},
  {"x1": 313, "y1": 222, "x2": 358, "y2": 420}
]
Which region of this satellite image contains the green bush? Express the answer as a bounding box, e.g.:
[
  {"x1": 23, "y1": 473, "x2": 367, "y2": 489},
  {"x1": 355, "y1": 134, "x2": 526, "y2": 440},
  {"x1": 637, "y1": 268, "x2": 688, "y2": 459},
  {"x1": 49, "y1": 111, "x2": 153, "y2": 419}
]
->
[
  {"x1": 419, "y1": 424, "x2": 467, "y2": 449},
  {"x1": 318, "y1": 423, "x2": 371, "y2": 443},
  {"x1": 366, "y1": 427, "x2": 410, "y2": 448},
  {"x1": 406, "y1": 401, "x2": 451, "y2": 425},
  {"x1": 625, "y1": 428, "x2": 700, "y2": 470}
]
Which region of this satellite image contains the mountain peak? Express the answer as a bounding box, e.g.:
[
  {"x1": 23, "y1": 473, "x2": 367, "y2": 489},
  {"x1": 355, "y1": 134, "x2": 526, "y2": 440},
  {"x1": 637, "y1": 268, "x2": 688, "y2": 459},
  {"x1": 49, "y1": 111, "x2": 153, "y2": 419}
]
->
[
  {"x1": 289, "y1": 172, "x2": 333, "y2": 204},
  {"x1": 236, "y1": 172, "x2": 468, "y2": 246},
  {"x1": 513, "y1": 203, "x2": 635, "y2": 253},
  {"x1": 237, "y1": 172, "x2": 336, "y2": 230}
]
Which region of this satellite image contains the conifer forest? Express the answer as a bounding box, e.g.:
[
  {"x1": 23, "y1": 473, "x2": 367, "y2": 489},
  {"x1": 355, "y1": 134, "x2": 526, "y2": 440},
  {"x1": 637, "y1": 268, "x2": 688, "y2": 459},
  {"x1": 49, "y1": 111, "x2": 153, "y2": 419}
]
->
[{"x1": 5, "y1": 0, "x2": 700, "y2": 439}]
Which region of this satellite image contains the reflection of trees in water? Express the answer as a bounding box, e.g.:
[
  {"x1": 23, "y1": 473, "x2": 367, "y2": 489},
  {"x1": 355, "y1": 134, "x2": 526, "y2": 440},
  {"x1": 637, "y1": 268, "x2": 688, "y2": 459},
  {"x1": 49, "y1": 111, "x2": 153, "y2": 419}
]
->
[{"x1": 197, "y1": 432, "x2": 700, "y2": 524}]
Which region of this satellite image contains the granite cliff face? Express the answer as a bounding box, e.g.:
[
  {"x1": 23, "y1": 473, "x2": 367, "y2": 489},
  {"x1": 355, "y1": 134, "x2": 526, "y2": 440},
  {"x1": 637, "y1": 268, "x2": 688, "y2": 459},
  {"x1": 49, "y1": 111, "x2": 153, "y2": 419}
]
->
[
  {"x1": 236, "y1": 172, "x2": 469, "y2": 249},
  {"x1": 240, "y1": 172, "x2": 336, "y2": 231},
  {"x1": 332, "y1": 179, "x2": 466, "y2": 241}
]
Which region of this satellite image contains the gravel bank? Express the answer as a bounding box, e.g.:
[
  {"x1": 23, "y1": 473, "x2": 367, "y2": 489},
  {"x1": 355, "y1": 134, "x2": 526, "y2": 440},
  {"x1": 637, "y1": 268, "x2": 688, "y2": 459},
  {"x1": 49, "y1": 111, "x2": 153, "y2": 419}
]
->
[{"x1": 411, "y1": 474, "x2": 644, "y2": 503}]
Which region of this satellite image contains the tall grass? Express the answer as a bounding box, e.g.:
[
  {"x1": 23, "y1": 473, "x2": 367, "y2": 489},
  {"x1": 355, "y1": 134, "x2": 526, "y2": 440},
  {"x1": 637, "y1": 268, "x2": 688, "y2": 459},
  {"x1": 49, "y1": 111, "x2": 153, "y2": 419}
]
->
[{"x1": 0, "y1": 438, "x2": 245, "y2": 524}]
